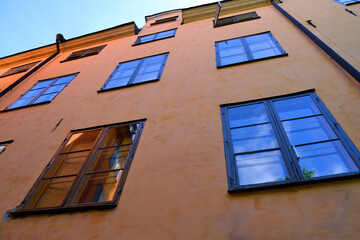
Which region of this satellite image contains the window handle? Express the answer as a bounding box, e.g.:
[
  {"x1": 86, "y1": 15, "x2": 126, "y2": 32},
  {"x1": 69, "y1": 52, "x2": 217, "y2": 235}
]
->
[{"x1": 292, "y1": 146, "x2": 300, "y2": 159}]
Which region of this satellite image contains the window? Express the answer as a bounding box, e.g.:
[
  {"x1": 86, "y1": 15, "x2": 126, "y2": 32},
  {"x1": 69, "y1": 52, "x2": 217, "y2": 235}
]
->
[
  {"x1": 215, "y1": 32, "x2": 287, "y2": 68},
  {"x1": 214, "y1": 12, "x2": 260, "y2": 28},
  {"x1": 334, "y1": 0, "x2": 360, "y2": 5},
  {"x1": 0, "y1": 61, "x2": 40, "y2": 78},
  {"x1": 99, "y1": 53, "x2": 169, "y2": 91},
  {"x1": 150, "y1": 16, "x2": 178, "y2": 25},
  {"x1": 221, "y1": 91, "x2": 360, "y2": 191},
  {"x1": 6, "y1": 73, "x2": 78, "y2": 110},
  {"x1": 0, "y1": 140, "x2": 13, "y2": 155},
  {"x1": 62, "y1": 45, "x2": 106, "y2": 62},
  {"x1": 133, "y1": 29, "x2": 177, "y2": 45},
  {"x1": 10, "y1": 120, "x2": 145, "y2": 217}
]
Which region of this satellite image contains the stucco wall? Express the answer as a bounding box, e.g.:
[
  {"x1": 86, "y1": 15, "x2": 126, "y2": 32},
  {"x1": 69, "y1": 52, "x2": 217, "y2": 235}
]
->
[{"x1": 0, "y1": 3, "x2": 359, "y2": 240}]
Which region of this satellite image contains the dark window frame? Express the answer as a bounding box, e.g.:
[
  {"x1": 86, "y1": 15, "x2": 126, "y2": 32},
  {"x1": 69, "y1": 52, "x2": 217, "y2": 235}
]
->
[
  {"x1": 3, "y1": 73, "x2": 79, "y2": 111},
  {"x1": 221, "y1": 90, "x2": 360, "y2": 192},
  {"x1": 61, "y1": 45, "x2": 106, "y2": 63},
  {"x1": 133, "y1": 29, "x2": 177, "y2": 46},
  {"x1": 10, "y1": 119, "x2": 146, "y2": 217},
  {"x1": 0, "y1": 61, "x2": 40, "y2": 78},
  {"x1": 98, "y1": 52, "x2": 169, "y2": 92},
  {"x1": 0, "y1": 140, "x2": 14, "y2": 154},
  {"x1": 150, "y1": 16, "x2": 178, "y2": 25},
  {"x1": 334, "y1": 0, "x2": 360, "y2": 6},
  {"x1": 215, "y1": 31, "x2": 288, "y2": 68},
  {"x1": 213, "y1": 11, "x2": 260, "y2": 28}
]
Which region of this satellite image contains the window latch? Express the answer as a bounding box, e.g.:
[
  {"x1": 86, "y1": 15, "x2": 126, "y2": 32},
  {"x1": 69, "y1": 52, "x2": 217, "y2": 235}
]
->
[{"x1": 292, "y1": 146, "x2": 300, "y2": 159}]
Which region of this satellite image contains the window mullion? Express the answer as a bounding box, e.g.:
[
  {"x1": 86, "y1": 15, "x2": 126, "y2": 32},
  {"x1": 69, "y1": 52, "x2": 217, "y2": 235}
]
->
[
  {"x1": 28, "y1": 79, "x2": 58, "y2": 105},
  {"x1": 62, "y1": 128, "x2": 108, "y2": 207},
  {"x1": 127, "y1": 59, "x2": 144, "y2": 85},
  {"x1": 241, "y1": 38, "x2": 254, "y2": 61},
  {"x1": 265, "y1": 100, "x2": 302, "y2": 181}
]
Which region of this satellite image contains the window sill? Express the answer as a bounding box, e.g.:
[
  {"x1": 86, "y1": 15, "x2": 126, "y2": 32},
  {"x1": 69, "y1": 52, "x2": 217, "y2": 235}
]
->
[
  {"x1": 97, "y1": 79, "x2": 160, "y2": 93},
  {"x1": 217, "y1": 53, "x2": 288, "y2": 69},
  {"x1": 8, "y1": 202, "x2": 117, "y2": 218},
  {"x1": 227, "y1": 171, "x2": 360, "y2": 193},
  {"x1": 1, "y1": 101, "x2": 51, "y2": 113}
]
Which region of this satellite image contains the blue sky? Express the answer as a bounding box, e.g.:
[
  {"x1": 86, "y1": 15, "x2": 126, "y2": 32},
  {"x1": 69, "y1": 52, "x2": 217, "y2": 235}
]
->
[{"x1": 0, "y1": 0, "x2": 215, "y2": 58}]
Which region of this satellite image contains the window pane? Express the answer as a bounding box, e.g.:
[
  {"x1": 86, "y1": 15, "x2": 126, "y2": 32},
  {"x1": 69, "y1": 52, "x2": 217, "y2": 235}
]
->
[
  {"x1": 0, "y1": 145, "x2": 6, "y2": 153},
  {"x1": 248, "y1": 41, "x2": 276, "y2": 52},
  {"x1": 100, "y1": 125, "x2": 134, "y2": 148},
  {"x1": 297, "y1": 141, "x2": 358, "y2": 178},
  {"x1": 45, "y1": 151, "x2": 90, "y2": 177},
  {"x1": 32, "y1": 80, "x2": 54, "y2": 90},
  {"x1": 139, "y1": 35, "x2": 156, "y2": 43},
  {"x1": 43, "y1": 84, "x2": 66, "y2": 94},
  {"x1": 8, "y1": 98, "x2": 33, "y2": 109},
  {"x1": 63, "y1": 130, "x2": 101, "y2": 153},
  {"x1": 217, "y1": 39, "x2": 242, "y2": 49},
  {"x1": 137, "y1": 62, "x2": 162, "y2": 74},
  {"x1": 220, "y1": 54, "x2": 247, "y2": 65},
  {"x1": 156, "y1": 30, "x2": 175, "y2": 39},
  {"x1": 219, "y1": 46, "x2": 245, "y2": 58},
  {"x1": 105, "y1": 78, "x2": 131, "y2": 89},
  {"x1": 86, "y1": 146, "x2": 131, "y2": 172},
  {"x1": 231, "y1": 124, "x2": 278, "y2": 154},
  {"x1": 112, "y1": 68, "x2": 136, "y2": 79},
  {"x1": 143, "y1": 55, "x2": 165, "y2": 65},
  {"x1": 118, "y1": 60, "x2": 141, "y2": 70},
  {"x1": 72, "y1": 170, "x2": 122, "y2": 204},
  {"x1": 228, "y1": 103, "x2": 269, "y2": 128},
  {"x1": 32, "y1": 93, "x2": 57, "y2": 104},
  {"x1": 273, "y1": 96, "x2": 320, "y2": 120},
  {"x1": 133, "y1": 72, "x2": 159, "y2": 83},
  {"x1": 23, "y1": 176, "x2": 75, "y2": 209},
  {"x1": 282, "y1": 116, "x2": 337, "y2": 146},
  {"x1": 252, "y1": 48, "x2": 281, "y2": 59},
  {"x1": 54, "y1": 75, "x2": 76, "y2": 85},
  {"x1": 245, "y1": 33, "x2": 271, "y2": 44},
  {"x1": 236, "y1": 150, "x2": 289, "y2": 185},
  {"x1": 21, "y1": 88, "x2": 43, "y2": 99}
]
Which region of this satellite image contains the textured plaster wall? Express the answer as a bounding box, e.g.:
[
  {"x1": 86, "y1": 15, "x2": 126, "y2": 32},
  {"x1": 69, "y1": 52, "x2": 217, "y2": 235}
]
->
[{"x1": 0, "y1": 4, "x2": 359, "y2": 240}]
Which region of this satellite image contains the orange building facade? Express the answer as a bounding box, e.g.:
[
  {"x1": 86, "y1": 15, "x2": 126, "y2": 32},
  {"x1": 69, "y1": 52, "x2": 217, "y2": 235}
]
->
[{"x1": 1, "y1": 0, "x2": 360, "y2": 239}]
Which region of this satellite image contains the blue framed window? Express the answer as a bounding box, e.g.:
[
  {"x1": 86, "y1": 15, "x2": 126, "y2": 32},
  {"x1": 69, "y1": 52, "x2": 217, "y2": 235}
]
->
[
  {"x1": 134, "y1": 29, "x2": 177, "y2": 45},
  {"x1": 6, "y1": 73, "x2": 78, "y2": 110},
  {"x1": 215, "y1": 32, "x2": 287, "y2": 68},
  {"x1": 334, "y1": 0, "x2": 360, "y2": 6},
  {"x1": 221, "y1": 91, "x2": 360, "y2": 191},
  {"x1": 100, "y1": 53, "x2": 169, "y2": 91}
]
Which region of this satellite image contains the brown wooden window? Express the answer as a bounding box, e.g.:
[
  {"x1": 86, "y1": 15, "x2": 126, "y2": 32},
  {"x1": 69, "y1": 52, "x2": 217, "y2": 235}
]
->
[
  {"x1": 62, "y1": 45, "x2": 106, "y2": 62},
  {"x1": 0, "y1": 61, "x2": 40, "y2": 78},
  {"x1": 10, "y1": 120, "x2": 145, "y2": 217}
]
